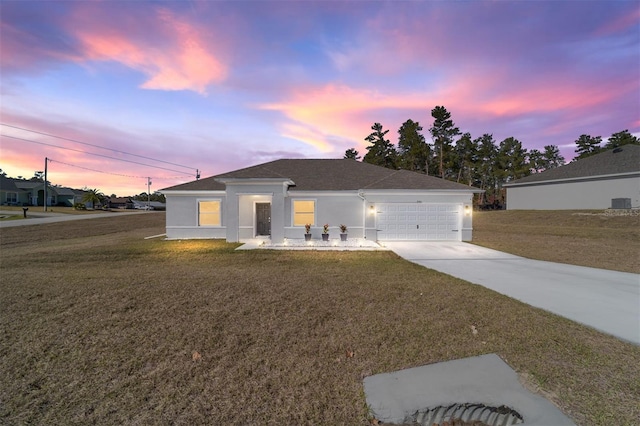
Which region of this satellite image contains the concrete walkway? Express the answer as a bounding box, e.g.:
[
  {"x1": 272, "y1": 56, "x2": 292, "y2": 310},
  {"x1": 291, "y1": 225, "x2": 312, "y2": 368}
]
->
[{"x1": 383, "y1": 242, "x2": 640, "y2": 345}]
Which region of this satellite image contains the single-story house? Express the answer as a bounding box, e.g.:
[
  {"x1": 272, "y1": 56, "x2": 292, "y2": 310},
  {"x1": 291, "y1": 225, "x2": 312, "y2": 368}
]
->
[
  {"x1": 0, "y1": 176, "x2": 29, "y2": 206},
  {"x1": 53, "y1": 187, "x2": 76, "y2": 207},
  {"x1": 108, "y1": 197, "x2": 134, "y2": 209},
  {"x1": 161, "y1": 159, "x2": 482, "y2": 243},
  {"x1": 504, "y1": 145, "x2": 640, "y2": 210}
]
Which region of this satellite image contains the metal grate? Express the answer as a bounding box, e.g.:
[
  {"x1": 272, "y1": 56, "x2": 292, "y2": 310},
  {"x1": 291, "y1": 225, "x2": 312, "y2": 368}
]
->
[{"x1": 404, "y1": 403, "x2": 524, "y2": 426}]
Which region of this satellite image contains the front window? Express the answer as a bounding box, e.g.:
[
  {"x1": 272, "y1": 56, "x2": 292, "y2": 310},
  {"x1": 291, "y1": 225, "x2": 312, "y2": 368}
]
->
[
  {"x1": 6, "y1": 193, "x2": 17, "y2": 204},
  {"x1": 199, "y1": 200, "x2": 221, "y2": 226},
  {"x1": 293, "y1": 200, "x2": 315, "y2": 226}
]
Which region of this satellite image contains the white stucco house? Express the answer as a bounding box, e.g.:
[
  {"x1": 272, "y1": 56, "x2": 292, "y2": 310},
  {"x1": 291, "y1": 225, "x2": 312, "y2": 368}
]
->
[
  {"x1": 504, "y1": 145, "x2": 640, "y2": 210},
  {"x1": 161, "y1": 159, "x2": 482, "y2": 243}
]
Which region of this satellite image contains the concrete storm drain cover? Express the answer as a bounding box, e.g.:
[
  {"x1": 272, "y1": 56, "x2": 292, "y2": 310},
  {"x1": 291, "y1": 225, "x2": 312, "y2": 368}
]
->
[
  {"x1": 363, "y1": 354, "x2": 576, "y2": 426},
  {"x1": 404, "y1": 402, "x2": 523, "y2": 426}
]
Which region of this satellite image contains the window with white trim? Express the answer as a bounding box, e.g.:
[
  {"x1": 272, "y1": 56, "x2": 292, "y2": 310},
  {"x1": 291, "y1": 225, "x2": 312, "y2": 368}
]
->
[
  {"x1": 199, "y1": 200, "x2": 221, "y2": 226},
  {"x1": 292, "y1": 200, "x2": 315, "y2": 226},
  {"x1": 6, "y1": 193, "x2": 17, "y2": 204}
]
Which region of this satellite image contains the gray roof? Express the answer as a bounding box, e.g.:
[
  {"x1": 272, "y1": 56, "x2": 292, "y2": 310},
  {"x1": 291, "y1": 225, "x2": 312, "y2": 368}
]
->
[
  {"x1": 506, "y1": 145, "x2": 640, "y2": 186},
  {"x1": 163, "y1": 159, "x2": 477, "y2": 192},
  {"x1": 0, "y1": 176, "x2": 25, "y2": 192}
]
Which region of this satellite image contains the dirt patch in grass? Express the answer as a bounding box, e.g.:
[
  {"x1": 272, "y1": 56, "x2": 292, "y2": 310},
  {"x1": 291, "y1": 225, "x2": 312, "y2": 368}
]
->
[
  {"x1": 472, "y1": 210, "x2": 640, "y2": 273},
  {"x1": 1, "y1": 214, "x2": 639, "y2": 425}
]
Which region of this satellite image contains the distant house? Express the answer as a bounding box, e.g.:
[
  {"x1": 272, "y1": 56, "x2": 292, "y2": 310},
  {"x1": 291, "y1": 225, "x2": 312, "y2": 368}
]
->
[
  {"x1": 0, "y1": 176, "x2": 29, "y2": 206},
  {"x1": 54, "y1": 187, "x2": 77, "y2": 207},
  {"x1": 131, "y1": 200, "x2": 166, "y2": 211},
  {"x1": 108, "y1": 197, "x2": 134, "y2": 209},
  {"x1": 161, "y1": 159, "x2": 481, "y2": 243},
  {"x1": 504, "y1": 145, "x2": 640, "y2": 210}
]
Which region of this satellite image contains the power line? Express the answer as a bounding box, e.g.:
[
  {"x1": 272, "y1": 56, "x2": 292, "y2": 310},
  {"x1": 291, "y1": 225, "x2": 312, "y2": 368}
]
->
[
  {"x1": 1, "y1": 123, "x2": 196, "y2": 172},
  {"x1": 1, "y1": 134, "x2": 194, "y2": 176},
  {"x1": 48, "y1": 158, "x2": 188, "y2": 180}
]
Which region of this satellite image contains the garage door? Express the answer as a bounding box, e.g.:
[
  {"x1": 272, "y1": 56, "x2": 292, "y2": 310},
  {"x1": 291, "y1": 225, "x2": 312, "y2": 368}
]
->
[{"x1": 376, "y1": 203, "x2": 461, "y2": 241}]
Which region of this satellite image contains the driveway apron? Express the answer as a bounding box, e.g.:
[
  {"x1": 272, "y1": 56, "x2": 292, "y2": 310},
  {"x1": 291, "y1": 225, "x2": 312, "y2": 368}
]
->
[{"x1": 384, "y1": 242, "x2": 640, "y2": 345}]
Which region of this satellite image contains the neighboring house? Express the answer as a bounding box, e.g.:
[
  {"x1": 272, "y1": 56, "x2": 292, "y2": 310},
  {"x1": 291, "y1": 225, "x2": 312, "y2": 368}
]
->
[
  {"x1": 131, "y1": 200, "x2": 166, "y2": 210},
  {"x1": 108, "y1": 197, "x2": 134, "y2": 209},
  {"x1": 53, "y1": 187, "x2": 77, "y2": 207},
  {"x1": 10, "y1": 180, "x2": 55, "y2": 206},
  {"x1": 0, "y1": 176, "x2": 29, "y2": 206},
  {"x1": 504, "y1": 145, "x2": 640, "y2": 210},
  {"x1": 161, "y1": 159, "x2": 482, "y2": 243}
]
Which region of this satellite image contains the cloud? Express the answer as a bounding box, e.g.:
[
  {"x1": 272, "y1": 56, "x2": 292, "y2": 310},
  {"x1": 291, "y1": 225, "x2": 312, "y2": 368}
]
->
[{"x1": 73, "y1": 7, "x2": 227, "y2": 94}]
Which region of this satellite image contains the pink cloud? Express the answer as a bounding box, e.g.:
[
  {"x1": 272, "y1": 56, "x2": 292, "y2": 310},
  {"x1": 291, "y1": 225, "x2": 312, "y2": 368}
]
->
[
  {"x1": 259, "y1": 84, "x2": 440, "y2": 153},
  {"x1": 72, "y1": 7, "x2": 227, "y2": 94}
]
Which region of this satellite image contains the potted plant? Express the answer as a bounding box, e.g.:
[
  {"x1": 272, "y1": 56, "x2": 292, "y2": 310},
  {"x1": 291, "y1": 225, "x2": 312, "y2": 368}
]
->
[
  {"x1": 322, "y1": 223, "x2": 330, "y2": 241},
  {"x1": 304, "y1": 224, "x2": 312, "y2": 241},
  {"x1": 339, "y1": 224, "x2": 348, "y2": 241}
]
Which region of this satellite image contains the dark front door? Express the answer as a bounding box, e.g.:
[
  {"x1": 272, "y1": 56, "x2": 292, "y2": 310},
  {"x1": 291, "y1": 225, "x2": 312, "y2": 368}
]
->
[{"x1": 256, "y1": 203, "x2": 271, "y2": 236}]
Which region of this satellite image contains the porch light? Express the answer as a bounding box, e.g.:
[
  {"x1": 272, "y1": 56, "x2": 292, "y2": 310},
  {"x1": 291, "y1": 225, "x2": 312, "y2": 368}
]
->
[
  {"x1": 464, "y1": 205, "x2": 471, "y2": 216},
  {"x1": 369, "y1": 205, "x2": 375, "y2": 215}
]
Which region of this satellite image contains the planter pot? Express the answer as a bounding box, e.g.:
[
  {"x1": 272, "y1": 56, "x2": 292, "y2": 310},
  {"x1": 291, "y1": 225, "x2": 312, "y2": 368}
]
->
[
  {"x1": 340, "y1": 233, "x2": 348, "y2": 241},
  {"x1": 322, "y1": 234, "x2": 329, "y2": 241},
  {"x1": 304, "y1": 233, "x2": 312, "y2": 241}
]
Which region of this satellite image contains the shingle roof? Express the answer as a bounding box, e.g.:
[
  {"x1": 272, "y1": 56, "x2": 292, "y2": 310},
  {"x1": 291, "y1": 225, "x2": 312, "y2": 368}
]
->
[
  {"x1": 505, "y1": 145, "x2": 640, "y2": 186},
  {"x1": 163, "y1": 159, "x2": 476, "y2": 191},
  {"x1": 0, "y1": 176, "x2": 25, "y2": 192}
]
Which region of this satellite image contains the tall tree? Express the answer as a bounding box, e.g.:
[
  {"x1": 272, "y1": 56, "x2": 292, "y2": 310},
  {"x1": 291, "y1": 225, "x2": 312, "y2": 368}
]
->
[
  {"x1": 604, "y1": 129, "x2": 639, "y2": 149},
  {"x1": 496, "y1": 137, "x2": 530, "y2": 185},
  {"x1": 474, "y1": 134, "x2": 498, "y2": 203},
  {"x1": 429, "y1": 106, "x2": 460, "y2": 179},
  {"x1": 82, "y1": 188, "x2": 105, "y2": 209},
  {"x1": 542, "y1": 145, "x2": 565, "y2": 169},
  {"x1": 397, "y1": 119, "x2": 430, "y2": 172},
  {"x1": 453, "y1": 132, "x2": 477, "y2": 185},
  {"x1": 528, "y1": 149, "x2": 544, "y2": 173},
  {"x1": 529, "y1": 145, "x2": 564, "y2": 173},
  {"x1": 574, "y1": 134, "x2": 602, "y2": 160},
  {"x1": 343, "y1": 148, "x2": 361, "y2": 160},
  {"x1": 363, "y1": 122, "x2": 397, "y2": 169}
]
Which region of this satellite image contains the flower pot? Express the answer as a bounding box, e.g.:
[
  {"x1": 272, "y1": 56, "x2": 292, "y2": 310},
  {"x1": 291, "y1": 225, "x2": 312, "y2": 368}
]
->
[
  {"x1": 304, "y1": 233, "x2": 312, "y2": 241},
  {"x1": 322, "y1": 234, "x2": 329, "y2": 241},
  {"x1": 340, "y1": 233, "x2": 347, "y2": 241}
]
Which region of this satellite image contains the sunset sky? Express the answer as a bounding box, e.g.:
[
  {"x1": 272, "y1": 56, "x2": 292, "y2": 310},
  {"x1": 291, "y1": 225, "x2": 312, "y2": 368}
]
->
[{"x1": 1, "y1": 0, "x2": 638, "y2": 197}]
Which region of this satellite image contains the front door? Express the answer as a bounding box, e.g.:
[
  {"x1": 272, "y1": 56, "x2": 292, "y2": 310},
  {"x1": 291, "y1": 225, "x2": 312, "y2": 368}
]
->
[{"x1": 256, "y1": 203, "x2": 271, "y2": 236}]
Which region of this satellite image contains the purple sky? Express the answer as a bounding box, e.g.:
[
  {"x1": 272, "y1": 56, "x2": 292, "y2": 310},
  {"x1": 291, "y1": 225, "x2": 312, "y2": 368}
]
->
[{"x1": 1, "y1": 0, "x2": 638, "y2": 196}]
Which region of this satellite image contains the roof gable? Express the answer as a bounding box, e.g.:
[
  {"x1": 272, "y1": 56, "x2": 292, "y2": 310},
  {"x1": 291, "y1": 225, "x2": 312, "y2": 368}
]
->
[
  {"x1": 162, "y1": 159, "x2": 476, "y2": 192},
  {"x1": 506, "y1": 145, "x2": 640, "y2": 186},
  {"x1": 0, "y1": 176, "x2": 24, "y2": 192}
]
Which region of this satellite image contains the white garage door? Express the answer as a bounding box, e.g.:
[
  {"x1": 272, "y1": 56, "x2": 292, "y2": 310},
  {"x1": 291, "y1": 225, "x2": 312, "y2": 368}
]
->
[{"x1": 376, "y1": 203, "x2": 461, "y2": 241}]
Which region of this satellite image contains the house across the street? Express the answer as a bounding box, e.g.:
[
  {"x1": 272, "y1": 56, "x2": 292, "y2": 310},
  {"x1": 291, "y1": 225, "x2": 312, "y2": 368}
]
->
[
  {"x1": 504, "y1": 145, "x2": 640, "y2": 210},
  {"x1": 161, "y1": 159, "x2": 482, "y2": 244}
]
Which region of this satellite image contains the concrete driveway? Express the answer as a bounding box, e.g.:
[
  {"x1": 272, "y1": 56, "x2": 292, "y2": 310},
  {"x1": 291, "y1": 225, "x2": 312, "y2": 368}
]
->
[{"x1": 383, "y1": 242, "x2": 640, "y2": 345}]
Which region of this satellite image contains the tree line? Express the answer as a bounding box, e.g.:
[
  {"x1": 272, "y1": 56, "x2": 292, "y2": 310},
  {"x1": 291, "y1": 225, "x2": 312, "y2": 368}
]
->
[{"x1": 344, "y1": 106, "x2": 638, "y2": 205}]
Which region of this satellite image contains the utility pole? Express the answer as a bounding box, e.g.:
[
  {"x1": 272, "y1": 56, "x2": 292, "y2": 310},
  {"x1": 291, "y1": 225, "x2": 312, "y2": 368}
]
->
[
  {"x1": 43, "y1": 157, "x2": 48, "y2": 212},
  {"x1": 147, "y1": 177, "x2": 152, "y2": 211}
]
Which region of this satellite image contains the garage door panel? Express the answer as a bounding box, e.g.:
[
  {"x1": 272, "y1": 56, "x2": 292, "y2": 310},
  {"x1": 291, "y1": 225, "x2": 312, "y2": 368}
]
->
[{"x1": 377, "y1": 203, "x2": 460, "y2": 241}]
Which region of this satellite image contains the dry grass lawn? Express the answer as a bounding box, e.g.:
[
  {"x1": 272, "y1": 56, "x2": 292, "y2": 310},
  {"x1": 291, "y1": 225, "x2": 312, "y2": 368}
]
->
[
  {"x1": 1, "y1": 213, "x2": 638, "y2": 425},
  {"x1": 472, "y1": 210, "x2": 640, "y2": 273}
]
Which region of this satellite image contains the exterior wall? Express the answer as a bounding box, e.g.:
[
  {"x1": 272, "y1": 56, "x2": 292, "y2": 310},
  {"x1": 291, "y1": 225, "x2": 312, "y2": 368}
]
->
[
  {"x1": 164, "y1": 191, "x2": 226, "y2": 239},
  {"x1": 164, "y1": 188, "x2": 477, "y2": 242},
  {"x1": 284, "y1": 192, "x2": 364, "y2": 239},
  {"x1": 506, "y1": 176, "x2": 640, "y2": 210}
]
